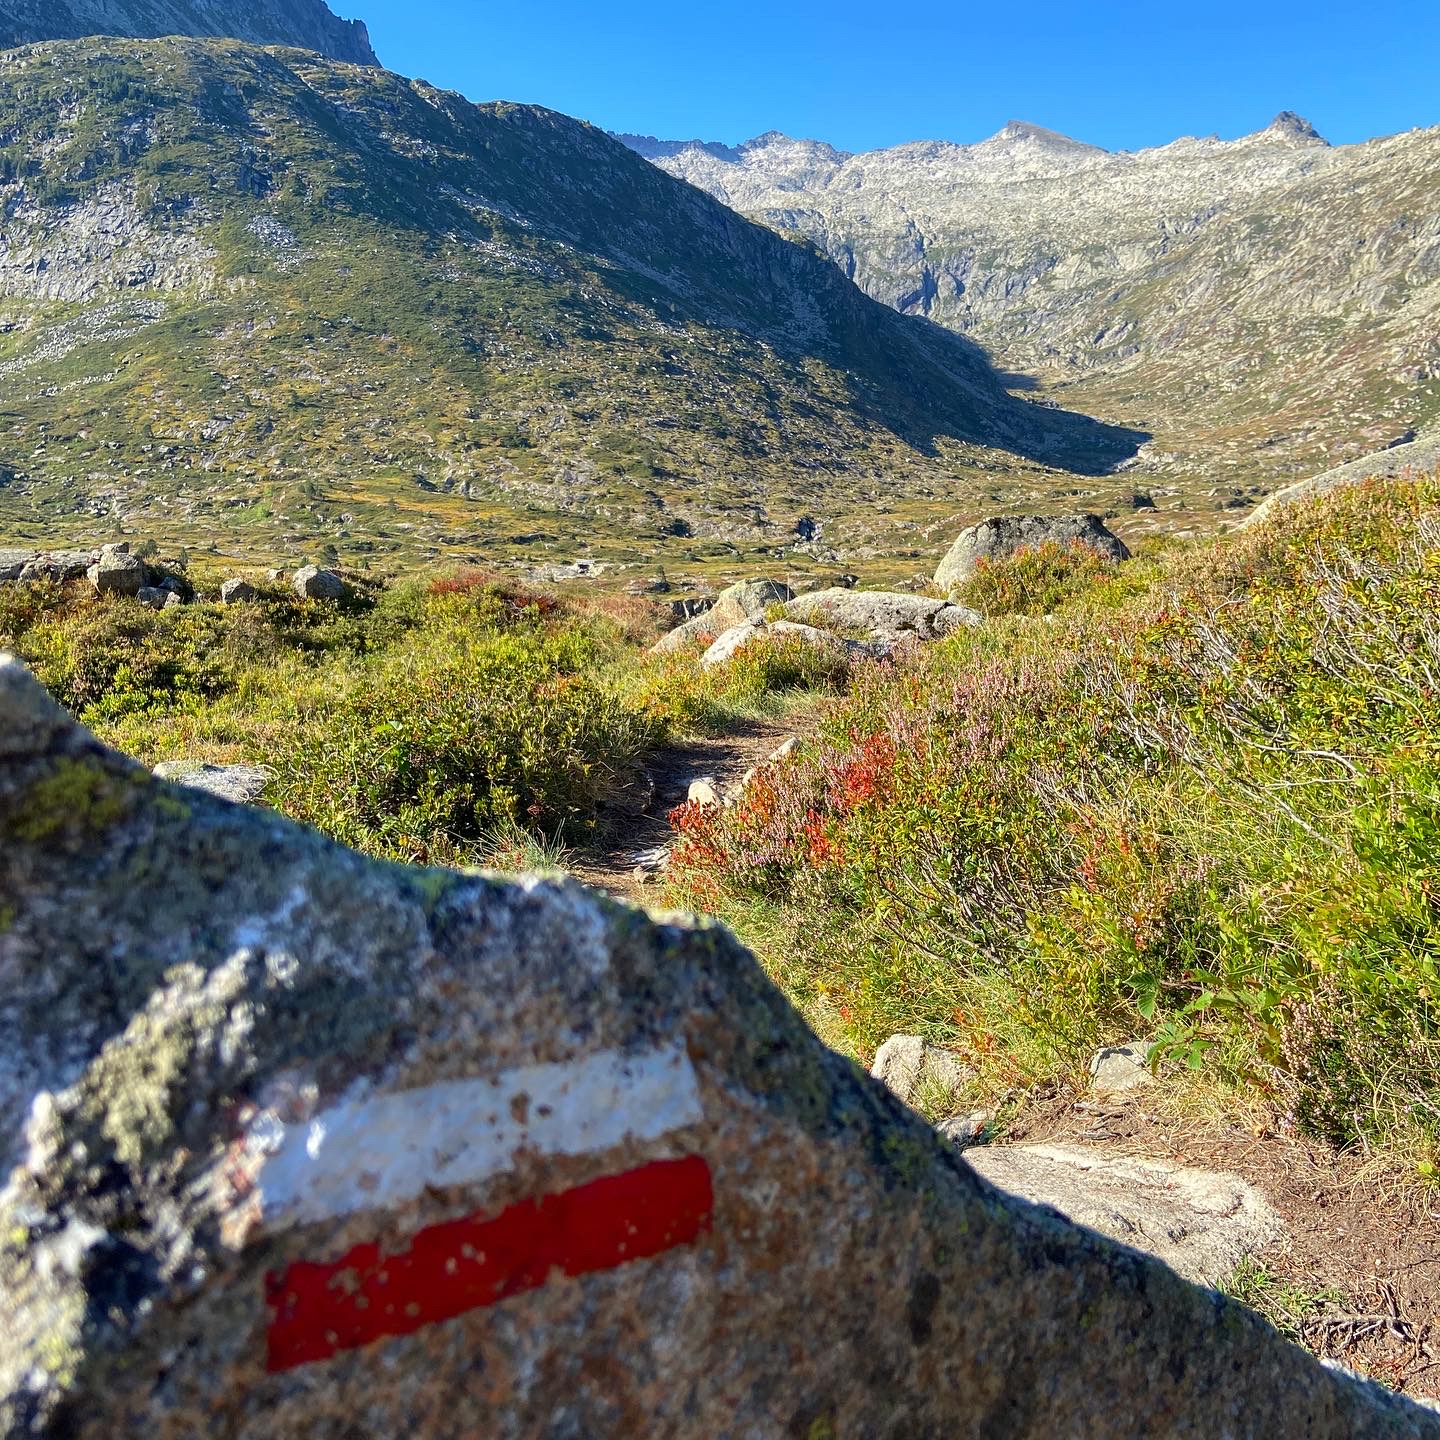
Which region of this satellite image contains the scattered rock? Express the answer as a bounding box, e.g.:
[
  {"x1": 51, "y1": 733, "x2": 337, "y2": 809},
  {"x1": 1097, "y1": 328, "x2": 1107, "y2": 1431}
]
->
[
  {"x1": 87, "y1": 546, "x2": 146, "y2": 597},
  {"x1": 292, "y1": 564, "x2": 346, "y2": 600},
  {"x1": 966, "y1": 1143, "x2": 1283, "y2": 1286},
  {"x1": 0, "y1": 654, "x2": 1432, "y2": 1437},
  {"x1": 220, "y1": 577, "x2": 259, "y2": 604},
  {"x1": 687, "y1": 775, "x2": 722, "y2": 809},
  {"x1": 135, "y1": 586, "x2": 168, "y2": 611},
  {"x1": 935, "y1": 514, "x2": 1131, "y2": 593},
  {"x1": 782, "y1": 587, "x2": 981, "y2": 648},
  {"x1": 20, "y1": 551, "x2": 91, "y2": 583},
  {"x1": 870, "y1": 1034, "x2": 973, "y2": 1105},
  {"x1": 1091, "y1": 1041, "x2": 1157, "y2": 1098},
  {"x1": 629, "y1": 843, "x2": 672, "y2": 881},
  {"x1": 152, "y1": 760, "x2": 271, "y2": 804}
]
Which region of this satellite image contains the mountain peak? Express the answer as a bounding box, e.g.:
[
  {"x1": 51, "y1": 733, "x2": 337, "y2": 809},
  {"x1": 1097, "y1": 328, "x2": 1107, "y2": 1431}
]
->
[
  {"x1": 1260, "y1": 111, "x2": 1329, "y2": 147},
  {"x1": 985, "y1": 120, "x2": 1106, "y2": 154}
]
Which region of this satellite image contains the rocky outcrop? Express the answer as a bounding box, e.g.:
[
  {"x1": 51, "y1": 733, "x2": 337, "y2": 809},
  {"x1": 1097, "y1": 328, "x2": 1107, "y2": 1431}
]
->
[
  {"x1": 1242, "y1": 432, "x2": 1440, "y2": 529},
  {"x1": 783, "y1": 587, "x2": 981, "y2": 648},
  {"x1": 966, "y1": 1144, "x2": 1282, "y2": 1286},
  {"x1": 0, "y1": 0, "x2": 379, "y2": 64},
  {"x1": 935, "y1": 513, "x2": 1130, "y2": 593},
  {"x1": 699, "y1": 617, "x2": 860, "y2": 668},
  {"x1": 86, "y1": 543, "x2": 145, "y2": 596},
  {"x1": 652, "y1": 579, "x2": 793, "y2": 654},
  {"x1": 3, "y1": 652, "x2": 1435, "y2": 1436}
]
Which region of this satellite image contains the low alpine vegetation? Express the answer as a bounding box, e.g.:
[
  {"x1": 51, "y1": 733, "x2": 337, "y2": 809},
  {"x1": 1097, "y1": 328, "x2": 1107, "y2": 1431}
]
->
[{"x1": 666, "y1": 477, "x2": 1440, "y2": 1172}]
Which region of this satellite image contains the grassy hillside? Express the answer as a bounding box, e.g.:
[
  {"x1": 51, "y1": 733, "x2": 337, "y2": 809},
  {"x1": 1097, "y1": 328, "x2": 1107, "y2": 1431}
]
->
[{"x1": 0, "y1": 38, "x2": 1141, "y2": 578}]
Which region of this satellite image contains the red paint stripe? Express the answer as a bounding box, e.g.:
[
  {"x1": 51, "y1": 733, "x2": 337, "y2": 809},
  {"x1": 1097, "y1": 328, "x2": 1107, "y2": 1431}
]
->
[{"x1": 264, "y1": 1154, "x2": 714, "y2": 1373}]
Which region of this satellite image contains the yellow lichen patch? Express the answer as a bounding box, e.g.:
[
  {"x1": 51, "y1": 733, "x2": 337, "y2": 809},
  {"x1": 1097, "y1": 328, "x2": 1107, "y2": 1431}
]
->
[{"x1": 2, "y1": 758, "x2": 140, "y2": 847}]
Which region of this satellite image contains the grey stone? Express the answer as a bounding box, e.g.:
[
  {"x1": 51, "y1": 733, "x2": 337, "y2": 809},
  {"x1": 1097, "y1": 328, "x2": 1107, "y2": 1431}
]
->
[
  {"x1": 86, "y1": 549, "x2": 145, "y2": 597},
  {"x1": 0, "y1": 550, "x2": 32, "y2": 583},
  {"x1": 220, "y1": 578, "x2": 259, "y2": 604},
  {"x1": 783, "y1": 587, "x2": 982, "y2": 645},
  {"x1": 18, "y1": 551, "x2": 92, "y2": 584},
  {"x1": 967, "y1": 1143, "x2": 1283, "y2": 1286},
  {"x1": 152, "y1": 760, "x2": 270, "y2": 804},
  {"x1": 0, "y1": 652, "x2": 1436, "y2": 1438},
  {"x1": 1091, "y1": 1040, "x2": 1158, "y2": 1098},
  {"x1": 135, "y1": 586, "x2": 167, "y2": 611},
  {"x1": 292, "y1": 564, "x2": 346, "y2": 600},
  {"x1": 1243, "y1": 433, "x2": 1440, "y2": 529},
  {"x1": 870, "y1": 1034, "x2": 973, "y2": 1105},
  {"x1": 686, "y1": 775, "x2": 722, "y2": 809},
  {"x1": 937, "y1": 1110, "x2": 993, "y2": 1147},
  {"x1": 652, "y1": 579, "x2": 793, "y2": 653},
  {"x1": 699, "y1": 618, "x2": 858, "y2": 668},
  {"x1": 935, "y1": 514, "x2": 1131, "y2": 594}
]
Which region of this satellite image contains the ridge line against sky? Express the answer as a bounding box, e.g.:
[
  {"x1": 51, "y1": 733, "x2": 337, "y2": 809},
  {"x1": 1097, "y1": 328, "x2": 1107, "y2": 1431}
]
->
[{"x1": 352, "y1": 0, "x2": 1440, "y2": 155}]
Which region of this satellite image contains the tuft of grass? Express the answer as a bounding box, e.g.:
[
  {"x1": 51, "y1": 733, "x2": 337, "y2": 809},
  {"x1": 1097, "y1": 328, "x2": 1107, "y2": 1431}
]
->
[{"x1": 1219, "y1": 1260, "x2": 1345, "y2": 1344}]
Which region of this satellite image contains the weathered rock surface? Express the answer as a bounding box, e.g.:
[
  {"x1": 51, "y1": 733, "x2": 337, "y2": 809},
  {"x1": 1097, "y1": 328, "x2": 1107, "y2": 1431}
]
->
[
  {"x1": 1243, "y1": 432, "x2": 1440, "y2": 529},
  {"x1": 220, "y1": 578, "x2": 259, "y2": 605},
  {"x1": 651, "y1": 579, "x2": 794, "y2": 654},
  {"x1": 292, "y1": 564, "x2": 346, "y2": 600},
  {"x1": 152, "y1": 759, "x2": 271, "y2": 804},
  {"x1": 783, "y1": 587, "x2": 981, "y2": 646},
  {"x1": 1091, "y1": 1040, "x2": 1158, "y2": 1098},
  {"x1": 966, "y1": 1143, "x2": 1283, "y2": 1286},
  {"x1": 1, "y1": 652, "x2": 1436, "y2": 1438},
  {"x1": 698, "y1": 617, "x2": 857, "y2": 668},
  {"x1": 0, "y1": 0, "x2": 380, "y2": 65},
  {"x1": 935, "y1": 513, "x2": 1131, "y2": 592},
  {"x1": 86, "y1": 544, "x2": 146, "y2": 597},
  {"x1": 870, "y1": 1034, "x2": 973, "y2": 1105}
]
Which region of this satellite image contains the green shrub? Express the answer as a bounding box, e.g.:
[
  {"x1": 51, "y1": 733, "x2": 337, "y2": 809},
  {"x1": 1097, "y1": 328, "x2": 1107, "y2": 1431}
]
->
[{"x1": 954, "y1": 540, "x2": 1116, "y2": 616}]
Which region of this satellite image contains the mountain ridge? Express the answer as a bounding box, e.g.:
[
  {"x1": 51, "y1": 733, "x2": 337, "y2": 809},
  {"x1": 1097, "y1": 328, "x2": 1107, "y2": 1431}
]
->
[
  {"x1": 621, "y1": 114, "x2": 1440, "y2": 488},
  {"x1": 0, "y1": 0, "x2": 378, "y2": 64}
]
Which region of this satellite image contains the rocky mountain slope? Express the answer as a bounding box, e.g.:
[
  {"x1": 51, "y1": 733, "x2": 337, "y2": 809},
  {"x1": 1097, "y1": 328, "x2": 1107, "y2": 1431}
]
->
[
  {"x1": 623, "y1": 116, "x2": 1440, "y2": 494},
  {"x1": 0, "y1": 0, "x2": 377, "y2": 64},
  {"x1": 0, "y1": 38, "x2": 1142, "y2": 573}
]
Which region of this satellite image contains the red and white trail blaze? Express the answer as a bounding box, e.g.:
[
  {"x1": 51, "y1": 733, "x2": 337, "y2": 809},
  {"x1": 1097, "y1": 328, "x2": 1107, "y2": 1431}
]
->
[{"x1": 248, "y1": 1042, "x2": 712, "y2": 1371}]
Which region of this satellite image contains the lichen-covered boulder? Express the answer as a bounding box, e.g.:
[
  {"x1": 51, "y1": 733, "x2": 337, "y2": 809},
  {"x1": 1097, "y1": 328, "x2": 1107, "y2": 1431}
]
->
[
  {"x1": 0, "y1": 653, "x2": 1435, "y2": 1439},
  {"x1": 935, "y1": 514, "x2": 1131, "y2": 593},
  {"x1": 220, "y1": 578, "x2": 259, "y2": 605},
  {"x1": 292, "y1": 565, "x2": 346, "y2": 600},
  {"x1": 86, "y1": 545, "x2": 146, "y2": 597},
  {"x1": 651, "y1": 578, "x2": 792, "y2": 653},
  {"x1": 783, "y1": 588, "x2": 981, "y2": 646},
  {"x1": 698, "y1": 617, "x2": 860, "y2": 668}
]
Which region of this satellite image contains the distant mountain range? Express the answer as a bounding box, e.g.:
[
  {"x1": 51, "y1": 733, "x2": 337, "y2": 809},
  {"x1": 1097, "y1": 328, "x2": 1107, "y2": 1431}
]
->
[
  {"x1": 0, "y1": 0, "x2": 377, "y2": 64},
  {"x1": 621, "y1": 115, "x2": 1440, "y2": 490},
  {"x1": 0, "y1": 37, "x2": 1140, "y2": 576}
]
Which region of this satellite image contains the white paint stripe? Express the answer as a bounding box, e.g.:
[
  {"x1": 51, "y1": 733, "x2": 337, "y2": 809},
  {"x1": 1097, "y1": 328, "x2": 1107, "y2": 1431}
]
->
[{"x1": 253, "y1": 1043, "x2": 704, "y2": 1231}]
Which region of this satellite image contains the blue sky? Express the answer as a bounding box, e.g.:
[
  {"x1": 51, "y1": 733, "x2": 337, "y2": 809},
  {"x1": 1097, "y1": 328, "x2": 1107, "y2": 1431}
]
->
[{"x1": 353, "y1": 0, "x2": 1440, "y2": 154}]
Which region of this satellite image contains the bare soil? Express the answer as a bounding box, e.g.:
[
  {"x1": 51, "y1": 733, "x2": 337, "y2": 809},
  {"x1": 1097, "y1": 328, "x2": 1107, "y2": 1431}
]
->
[
  {"x1": 569, "y1": 714, "x2": 809, "y2": 904},
  {"x1": 1005, "y1": 1090, "x2": 1440, "y2": 1400}
]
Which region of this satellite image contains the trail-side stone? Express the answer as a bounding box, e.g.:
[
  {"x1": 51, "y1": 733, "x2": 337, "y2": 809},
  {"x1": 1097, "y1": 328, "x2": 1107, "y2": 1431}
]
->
[
  {"x1": 687, "y1": 775, "x2": 722, "y2": 809},
  {"x1": 1, "y1": 651, "x2": 1436, "y2": 1438},
  {"x1": 966, "y1": 1143, "x2": 1283, "y2": 1287},
  {"x1": 86, "y1": 549, "x2": 146, "y2": 597},
  {"x1": 221, "y1": 578, "x2": 259, "y2": 605},
  {"x1": 152, "y1": 760, "x2": 271, "y2": 805},
  {"x1": 651, "y1": 579, "x2": 792, "y2": 653},
  {"x1": 783, "y1": 587, "x2": 982, "y2": 646},
  {"x1": 871, "y1": 1034, "x2": 973, "y2": 1105},
  {"x1": 699, "y1": 618, "x2": 858, "y2": 668},
  {"x1": 1091, "y1": 1040, "x2": 1158, "y2": 1098},
  {"x1": 292, "y1": 565, "x2": 346, "y2": 600},
  {"x1": 935, "y1": 514, "x2": 1131, "y2": 593}
]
